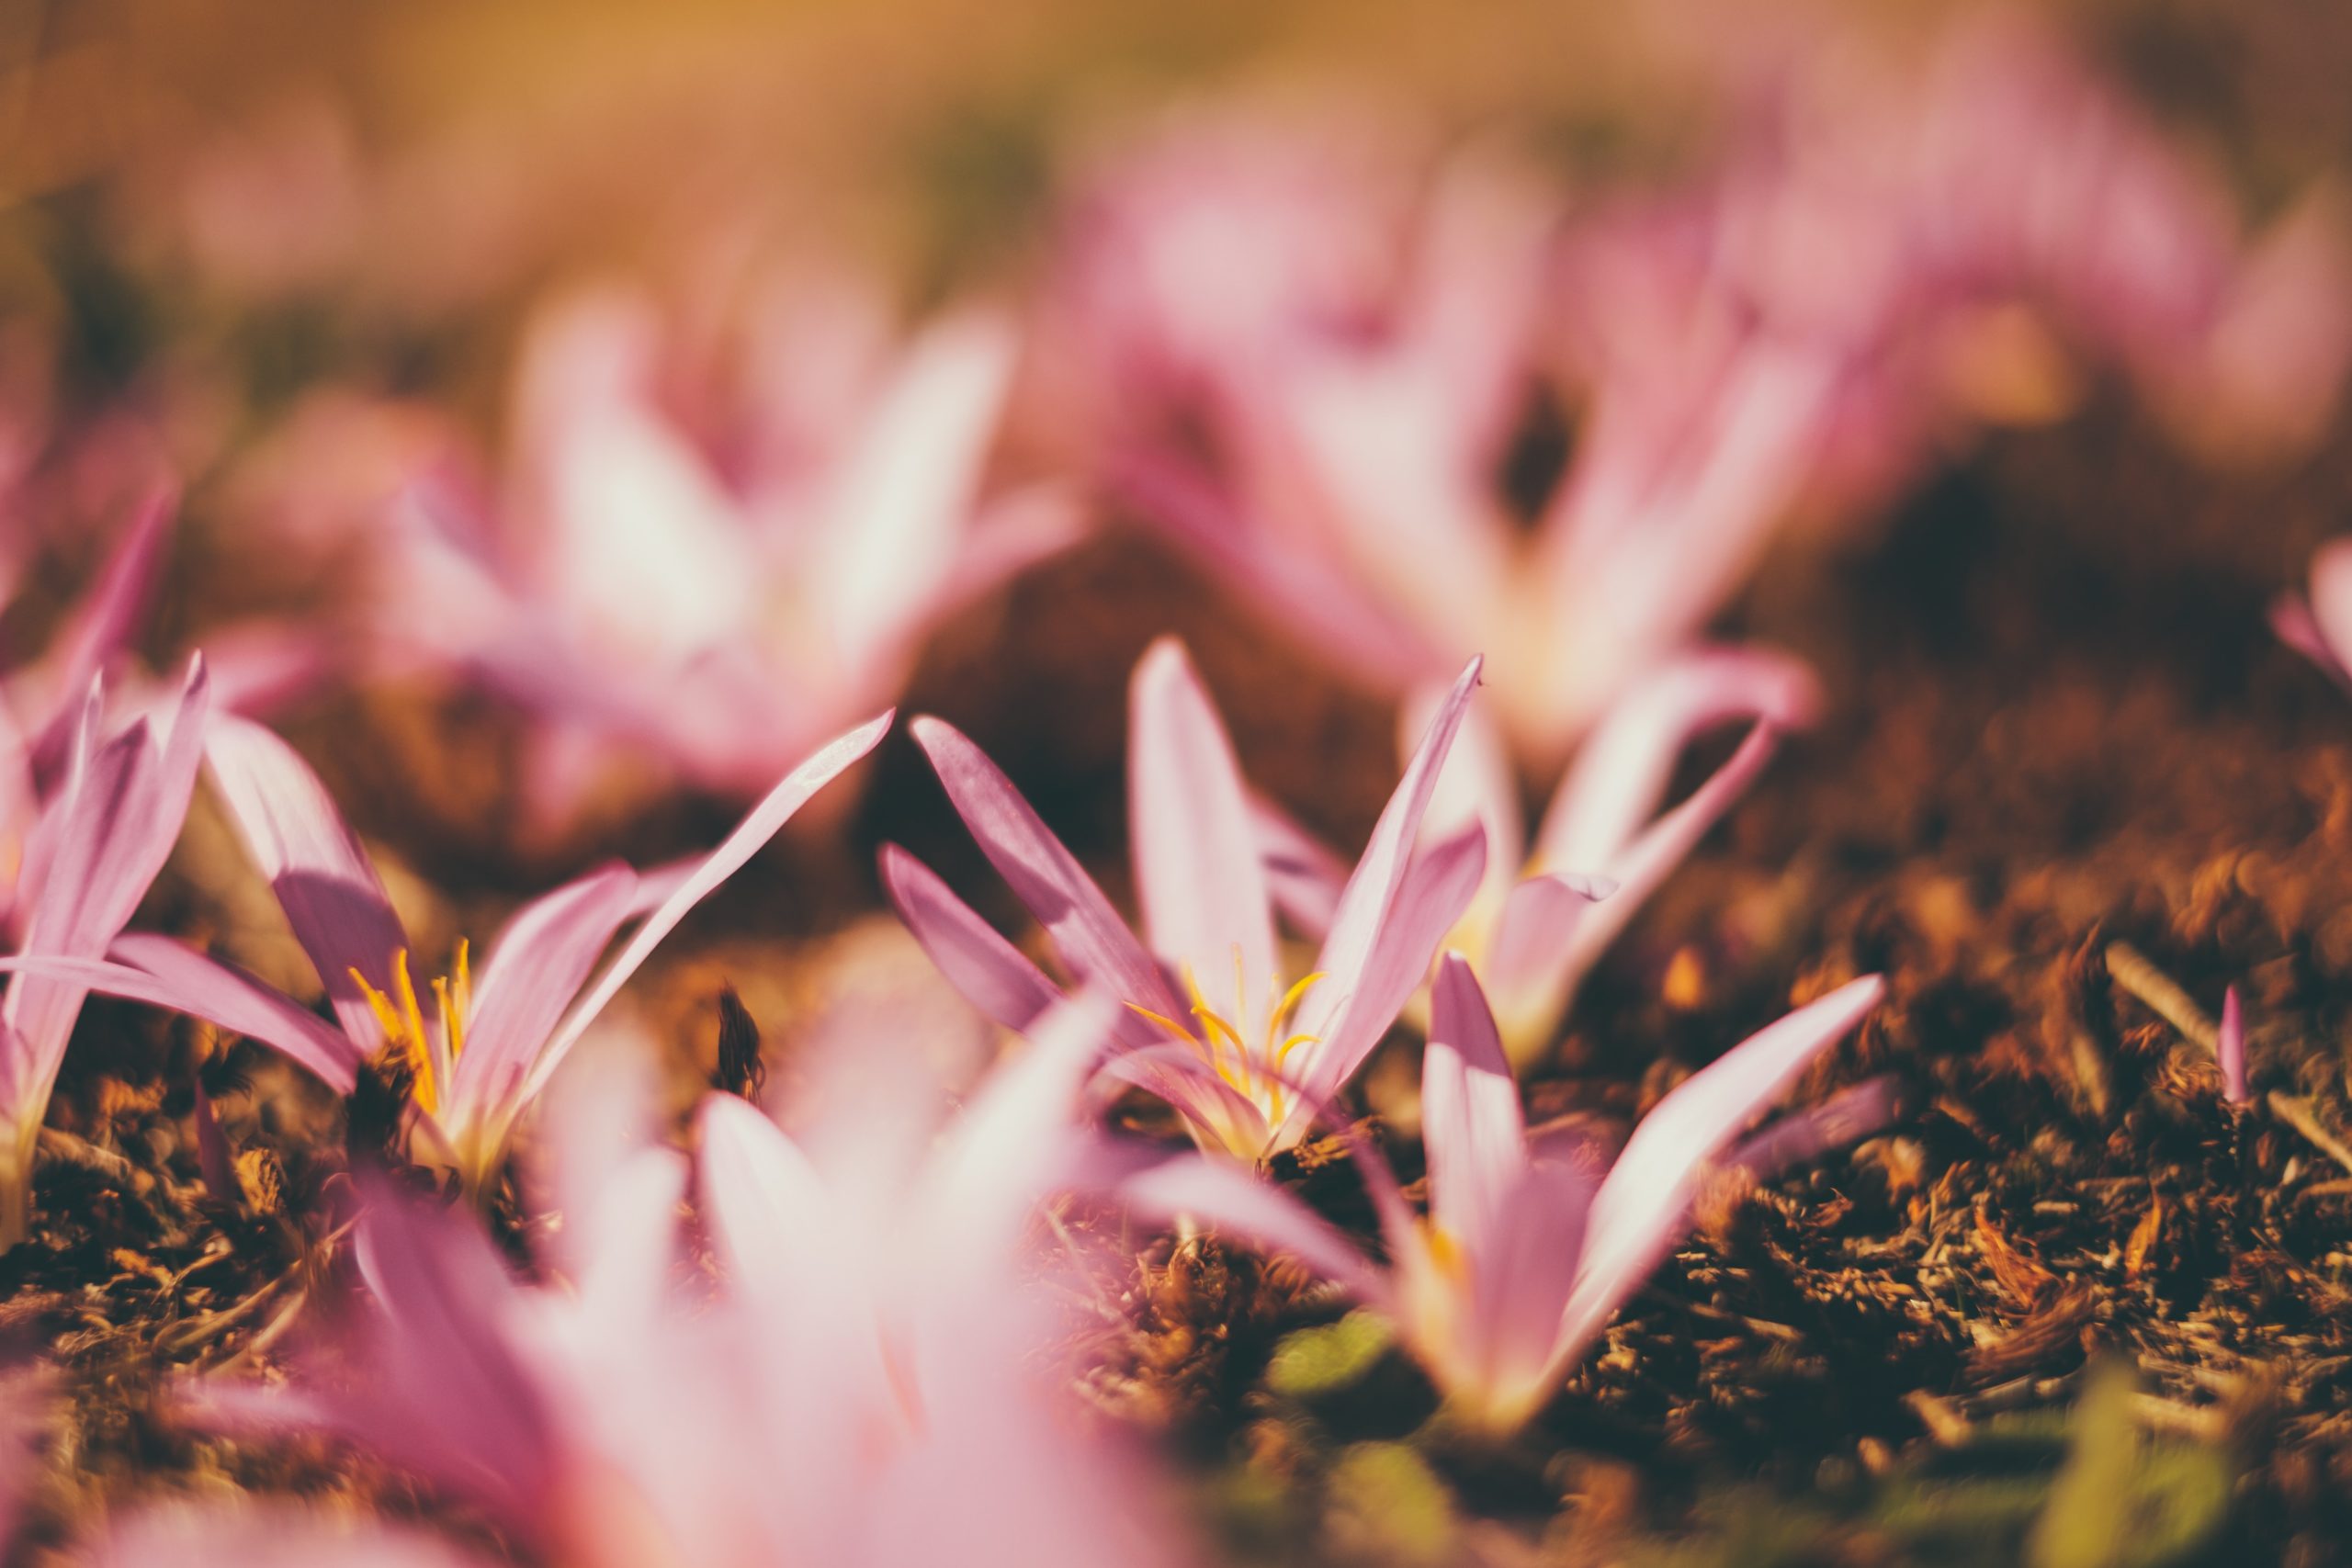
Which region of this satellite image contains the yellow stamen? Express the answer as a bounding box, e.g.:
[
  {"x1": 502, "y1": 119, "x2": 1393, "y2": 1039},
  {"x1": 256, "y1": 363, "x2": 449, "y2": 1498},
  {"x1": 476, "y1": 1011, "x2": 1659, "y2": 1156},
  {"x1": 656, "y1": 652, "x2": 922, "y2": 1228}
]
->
[
  {"x1": 450, "y1": 938, "x2": 471, "y2": 1051},
  {"x1": 352, "y1": 952, "x2": 438, "y2": 1115}
]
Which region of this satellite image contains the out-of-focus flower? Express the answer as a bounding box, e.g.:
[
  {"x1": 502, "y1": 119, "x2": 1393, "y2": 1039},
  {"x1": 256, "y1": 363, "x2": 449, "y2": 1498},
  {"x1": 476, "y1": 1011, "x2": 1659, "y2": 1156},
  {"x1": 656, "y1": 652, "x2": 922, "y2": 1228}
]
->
[
  {"x1": 886, "y1": 638, "x2": 1485, "y2": 1162},
  {"x1": 1268, "y1": 648, "x2": 1818, "y2": 1066},
  {"x1": 1120, "y1": 957, "x2": 1887, "y2": 1433},
  {"x1": 322, "y1": 274, "x2": 1073, "y2": 834},
  {"x1": 2272, "y1": 539, "x2": 2352, "y2": 692},
  {"x1": 693, "y1": 994, "x2": 1197, "y2": 1568},
  {"x1": 195, "y1": 998, "x2": 1194, "y2": 1568},
  {"x1": 0, "y1": 660, "x2": 209, "y2": 1248},
  {"x1": 2, "y1": 710, "x2": 889, "y2": 1196}
]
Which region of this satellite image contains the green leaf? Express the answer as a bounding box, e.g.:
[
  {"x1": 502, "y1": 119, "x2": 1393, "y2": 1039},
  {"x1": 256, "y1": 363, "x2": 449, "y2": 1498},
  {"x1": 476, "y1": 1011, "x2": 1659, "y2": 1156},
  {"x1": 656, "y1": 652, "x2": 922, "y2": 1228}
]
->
[{"x1": 1266, "y1": 1311, "x2": 1396, "y2": 1400}]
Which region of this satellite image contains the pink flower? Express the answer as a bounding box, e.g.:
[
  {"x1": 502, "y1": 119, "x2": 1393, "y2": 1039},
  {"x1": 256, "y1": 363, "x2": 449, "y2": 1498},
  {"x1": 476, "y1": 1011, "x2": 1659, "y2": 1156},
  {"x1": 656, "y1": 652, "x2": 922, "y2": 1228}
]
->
[
  {"x1": 886, "y1": 638, "x2": 1487, "y2": 1162},
  {"x1": 350, "y1": 273, "x2": 1073, "y2": 833},
  {"x1": 192, "y1": 999, "x2": 1198, "y2": 1568},
  {"x1": 1119, "y1": 957, "x2": 1887, "y2": 1433},
  {"x1": 1266, "y1": 647, "x2": 1818, "y2": 1065},
  {"x1": 87, "y1": 1504, "x2": 496, "y2": 1568},
  {"x1": 0, "y1": 660, "x2": 209, "y2": 1247},
  {"x1": 0, "y1": 710, "x2": 889, "y2": 1196}
]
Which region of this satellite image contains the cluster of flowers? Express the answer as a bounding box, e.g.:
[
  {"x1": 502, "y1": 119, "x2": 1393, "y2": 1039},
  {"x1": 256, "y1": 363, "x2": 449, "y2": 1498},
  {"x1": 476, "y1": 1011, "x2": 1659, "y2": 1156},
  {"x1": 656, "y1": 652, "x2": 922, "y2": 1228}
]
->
[{"x1": 0, "y1": 9, "x2": 2331, "y2": 1562}]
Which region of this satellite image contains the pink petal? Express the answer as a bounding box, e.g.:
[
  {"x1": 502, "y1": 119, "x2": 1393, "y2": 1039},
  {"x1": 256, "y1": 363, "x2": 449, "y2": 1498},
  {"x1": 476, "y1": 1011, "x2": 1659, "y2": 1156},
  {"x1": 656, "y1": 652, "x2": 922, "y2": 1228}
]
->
[
  {"x1": 880, "y1": 843, "x2": 1064, "y2": 1032},
  {"x1": 913, "y1": 716, "x2": 1182, "y2": 1018},
  {"x1": 2272, "y1": 593, "x2": 2352, "y2": 689},
  {"x1": 1420, "y1": 955, "x2": 1526, "y2": 1266},
  {"x1": 204, "y1": 712, "x2": 407, "y2": 1048},
  {"x1": 1281, "y1": 818, "x2": 1488, "y2": 1147},
  {"x1": 1405, "y1": 677, "x2": 1523, "y2": 887},
  {"x1": 2307, "y1": 539, "x2": 2352, "y2": 682},
  {"x1": 26, "y1": 482, "x2": 175, "y2": 769},
  {"x1": 1499, "y1": 723, "x2": 1781, "y2": 1043},
  {"x1": 446, "y1": 863, "x2": 641, "y2": 1123},
  {"x1": 1535, "y1": 646, "x2": 1819, "y2": 872},
  {"x1": 1296, "y1": 655, "x2": 1482, "y2": 1048},
  {"x1": 1128, "y1": 639, "x2": 1277, "y2": 1029},
  {"x1": 527, "y1": 710, "x2": 891, "y2": 1100},
  {"x1": 1551, "y1": 975, "x2": 1883, "y2": 1380},
  {"x1": 2219, "y1": 986, "x2": 2247, "y2": 1105}
]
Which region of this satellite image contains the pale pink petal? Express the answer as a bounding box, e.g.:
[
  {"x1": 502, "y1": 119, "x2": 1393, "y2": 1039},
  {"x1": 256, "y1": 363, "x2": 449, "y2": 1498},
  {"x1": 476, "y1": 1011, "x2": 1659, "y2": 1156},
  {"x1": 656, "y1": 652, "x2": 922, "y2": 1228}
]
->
[
  {"x1": 2306, "y1": 539, "x2": 2352, "y2": 680},
  {"x1": 1405, "y1": 676, "x2": 1523, "y2": 886},
  {"x1": 1297, "y1": 655, "x2": 1482, "y2": 1047},
  {"x1": 913, "y1": 716, "x2": 1182, "y2": 1018},
  {"x1": 91, "y1": 1504, "x2": 500, "y2": 1568},
  {"x1": 1468, "y1": 1150, "x2": 1595, "y2": 1404},
  {"x1": 880, "y1": 843, "x2": 1063, "y2": 1032},
  {"x1": 2272, "y1": 594, "x2": 2351, "y2": 688},
  {"x1": 1483, "y1": 871, "x2": 1611, "y2": 1019},
  {"x1": 1128, "y1": 639, "x2": 1277, "y2": 1025},
  {"x1": 527, "y1": 710, "x2": 891, "y2": 1100},
  {"x1": 1500, "y1": 724, "x2": 1781, "y2": 1042},
  {"x1": 446, "y1": 863, "x2": 640, "y2": 1121},
  {"x1": 1420, "y1": 954, "x2": 1525, "y2": 1264},
  {"x1": 204, "y1": 712, "x2": 406, "y2": 1046},
  {"x1": 1535, "y1": 647, "x2": 1818, "y2": 872},
  {"x1": 1282, "y1": 818, "x2": 1487, "y2": 1146},
  {"x1": 813, "y1": 312, "x2": 1017, "y2": 662},
  {"x1": 1550, "y1": 975, "x2": 1883, "y2": 1381}
]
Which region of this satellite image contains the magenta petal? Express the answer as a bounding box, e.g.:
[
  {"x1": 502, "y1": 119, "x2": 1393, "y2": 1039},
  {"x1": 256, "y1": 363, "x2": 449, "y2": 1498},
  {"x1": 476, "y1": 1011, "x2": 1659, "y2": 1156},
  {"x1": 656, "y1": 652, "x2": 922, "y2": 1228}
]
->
[
  {"x1": 528, "y1": 710, "x2": 891, "y2": 1100},
  {"x1": 1420, "y1": 955, "x2": 1525, "y2": 1265},
  {"x1": 1469, "y1": 1150, "x2": 1596, "y2": 1401},
  {"x1": 1115, "y1": 1153, "x2": 1393, "y2": 1311},
  {"x1": 2272, "y1": 594, "x2": 2352, "y2": 689},
  {"x1": 913, "y1": 716, "x2": 1182, "y2": 1016},
  {"x1": 27, "y1": 483, "x2": 174, "y2": 771},
  {"x1": 204, "y1": 714, "x2": 408, "y2": 1048},
  {"x1": 1295, "y1": 655, "x2": 1484, "y2": 1051},
  {"x1": 1552, "y1": 975, "x2": 1884, "y2": 1378},
  {"x1": 1281, "y1": 819, "x2": 1487, "y2": 1146},
  {"x1": 880, "y1": 844, "x2": 1063, "y2": 1032},
  {"x1": 1129, "y1": 639, "x2": 1278, "y2": 1022},
  {"x1": 447, "y1": 863, "x2": 641, "y2": 1121}
]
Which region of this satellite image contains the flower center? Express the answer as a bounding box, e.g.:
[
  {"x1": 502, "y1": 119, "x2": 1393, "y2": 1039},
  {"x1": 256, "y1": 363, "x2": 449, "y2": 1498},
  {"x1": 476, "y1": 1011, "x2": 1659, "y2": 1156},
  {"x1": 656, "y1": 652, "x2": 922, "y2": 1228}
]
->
[
  {"x1": 1127, "y1": 950, "x2": 1326, "y2": 1129},
  {"x1": 349, "y1": 942, "x2": 470, "y2": 1116}
]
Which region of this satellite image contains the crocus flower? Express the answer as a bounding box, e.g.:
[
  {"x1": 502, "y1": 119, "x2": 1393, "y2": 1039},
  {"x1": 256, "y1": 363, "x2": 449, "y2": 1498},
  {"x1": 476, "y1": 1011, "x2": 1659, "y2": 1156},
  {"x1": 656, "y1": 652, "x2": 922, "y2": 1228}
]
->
[
  {"x1": 196, "y1": 999, "x2": 1197, "y2": 1568},
  {"x1": 345, "y1": 274, "x2": 1073, "y2": 834},
  {"x1": 885, "y1": 637, "x2": 1487, "y2": 1163},
  {"x1": 2, "y1": 709, "x2": 889, "y2": 1196},
  {"x1": 1120, "y1": 957, "x2": 1887, "y2": 1433},
  {"x1": 1046, "y1": 103, "x2": 1836, "y2": 764},
  {"x1": 1268, "y1": 647, "x2": 1818, "y2": 1066},
  {"x1": 0, "y1": 659, "x2": 209, "y2": 1248}
]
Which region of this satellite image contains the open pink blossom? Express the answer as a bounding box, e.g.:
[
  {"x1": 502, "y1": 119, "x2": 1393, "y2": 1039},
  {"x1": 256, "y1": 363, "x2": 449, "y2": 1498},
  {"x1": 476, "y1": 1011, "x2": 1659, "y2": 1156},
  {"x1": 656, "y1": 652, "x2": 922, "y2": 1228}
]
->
[
  {"x1": 1046, "y1": 103, "x2": 1838, "y2": 764},
  {"x1": 0, "y1": 660, "x2": 209, "y2": 1247},
  {"x1": 1268, "y1": 648, "x2": 1818, "y2": 1065},
  {"x1": 1120, "y1": 958, "x2": 1887, "y2": 1433},
  {"x1": 343, "y1": 273, "x2": 1073, "y2": 833},
  {"x1": 0, "y1": 709, "x2": 889, "y2": 1196},
  {"x1": 885, "y1": 637, "x2": 1486, "y2": 1162},
  {"x1": 192, "y1": 999, "x2": 1196, "y2": 1568}
]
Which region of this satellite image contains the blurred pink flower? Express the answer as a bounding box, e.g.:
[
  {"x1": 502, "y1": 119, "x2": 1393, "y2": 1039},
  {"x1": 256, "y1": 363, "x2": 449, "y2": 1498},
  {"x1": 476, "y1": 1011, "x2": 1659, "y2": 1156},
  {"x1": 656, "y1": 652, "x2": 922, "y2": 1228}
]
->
[
  {"x1": 2, "y1": 710, "x2": 888, "y2": 1195},
  {"x1": 0, "y1": 660, "x2": 209, "y2": 1247},
  {"x1": 1121, "y1": 956, "x2": 1887, "y2": 1433},
  {"x1": 1266, "y1": 648, "x2": 1818, "y2": 1065},
  {"x1": 191, "y1": 998, "x2": 1194, "y2": 1568},
  {"x1": 886, "y1": 637, "x2": 1485, "y2": 1162},
  {"x1": 87, "y1": 1504, "x2": 498, "y2": 1568},
  {"x1": 348, "y1": 274, "x2": 1074, "y2": 832}
]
